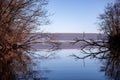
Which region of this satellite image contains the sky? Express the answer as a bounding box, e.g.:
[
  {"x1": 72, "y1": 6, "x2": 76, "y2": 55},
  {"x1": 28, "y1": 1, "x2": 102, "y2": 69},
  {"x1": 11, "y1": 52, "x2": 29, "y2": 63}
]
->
[{"x1": 41, "y1": 0, "x2": 115, "y2": 33}]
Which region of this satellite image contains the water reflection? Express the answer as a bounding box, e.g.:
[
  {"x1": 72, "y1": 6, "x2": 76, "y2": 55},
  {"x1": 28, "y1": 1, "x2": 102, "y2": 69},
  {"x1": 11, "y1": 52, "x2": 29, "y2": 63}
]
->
[
  {"x1": 72, "y1": 49, "x2": 120, "y2": 80},
  {"x1": 1, "y1": 46, "x2": 120, "y2": 80},
  {"x1": 100, "y1": 50, "x2": 120, "y2": 80},
  {"x1": 0, "y1": 33, "x2": 61, "y2": 80},
  {"x1": 39, "y1": 49, "x2": 105, "y2": 80},
  {"x1": 0, "y1": 49, "x2": 50, "y2": 80}
]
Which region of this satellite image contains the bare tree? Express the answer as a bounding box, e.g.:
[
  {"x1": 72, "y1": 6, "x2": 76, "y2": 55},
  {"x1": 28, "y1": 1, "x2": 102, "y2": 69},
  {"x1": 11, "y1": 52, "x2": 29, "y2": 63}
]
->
[
  {"x1": 99, "y1": 0, "x2": 120, "y2": 52},
  {"x1": 0, "y1": 0, "x2": 50, "y2": 79},
  {"x1": 71, "y1": 1, "x2": 120, "y2": 79},
  {"x1": 0, "y1": 0, "x2": 49, "y2": 58},
  {"x1": 99, "y1": 0, "x2": 120, "y2": 36},
  {"x1": 72, "y1": 0, "x2": 120, "y2": 59}
]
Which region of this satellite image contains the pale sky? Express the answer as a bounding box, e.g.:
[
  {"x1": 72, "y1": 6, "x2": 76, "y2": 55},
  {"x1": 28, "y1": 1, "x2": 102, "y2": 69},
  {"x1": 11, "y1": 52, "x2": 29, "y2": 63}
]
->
[{"x1": 41, "y1": 0, "x2": 115, "y2": 33}]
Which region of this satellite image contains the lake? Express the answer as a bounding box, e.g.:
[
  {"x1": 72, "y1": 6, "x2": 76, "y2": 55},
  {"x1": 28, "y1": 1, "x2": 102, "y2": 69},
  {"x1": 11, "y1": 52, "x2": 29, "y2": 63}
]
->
[
  {"x1": 33, "y1": 49, "x2": 106, "y2": 80},
  {"x1": 0, "y1": 33, "x2": 110, "y2": 80}
]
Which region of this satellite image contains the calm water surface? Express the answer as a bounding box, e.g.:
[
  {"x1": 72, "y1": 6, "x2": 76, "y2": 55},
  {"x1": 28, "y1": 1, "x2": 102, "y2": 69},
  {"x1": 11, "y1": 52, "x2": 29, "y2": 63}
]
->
[{"x1": 34, "y1": 49, "x2": 105, "y2": 80}]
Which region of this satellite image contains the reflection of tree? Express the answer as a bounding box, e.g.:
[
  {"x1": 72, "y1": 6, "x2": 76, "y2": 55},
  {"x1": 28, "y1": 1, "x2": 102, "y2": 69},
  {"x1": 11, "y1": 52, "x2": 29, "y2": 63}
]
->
[
  {"x1": 71, "y1": 0, "x2": 120, "y2": 80},
  {"x1": 0, "y1": 50, "x2": 50, "y2": 80},
  {"x1": 100, "y1": 50, "x2": 120, "y2": 80},
  {"x1": 0, "y1": 60, "x2": 15, "y2": 80},
  {"x1": 0, "y1": 0, "x2": 52, "y2": 80}
]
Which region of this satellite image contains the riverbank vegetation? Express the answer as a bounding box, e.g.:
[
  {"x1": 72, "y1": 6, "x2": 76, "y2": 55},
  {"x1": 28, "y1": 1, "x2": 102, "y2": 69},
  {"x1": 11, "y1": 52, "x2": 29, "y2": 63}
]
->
[
  {"x1": 72, "y1": 0, "x2": 120, "y2": 79},
  {"x1": 72, "y1": 0, "x2": 120, "y2": 59},
  {"x1": 0, "y1": 0, "x2": 49, "y2": 79}
]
